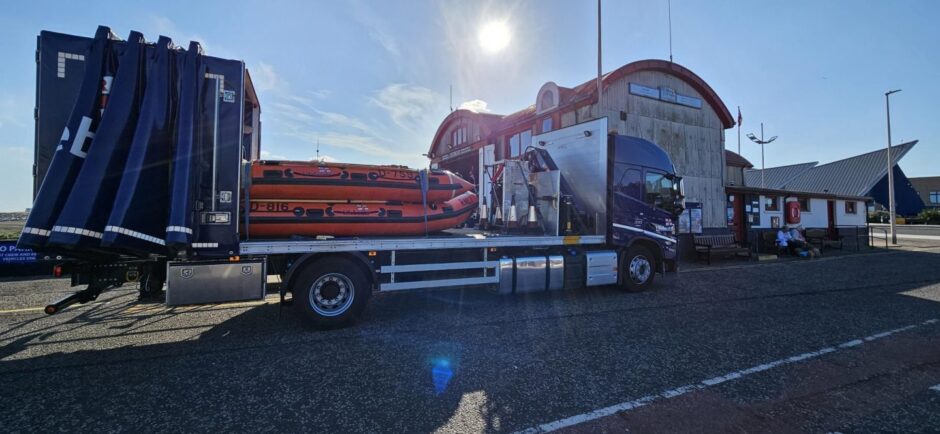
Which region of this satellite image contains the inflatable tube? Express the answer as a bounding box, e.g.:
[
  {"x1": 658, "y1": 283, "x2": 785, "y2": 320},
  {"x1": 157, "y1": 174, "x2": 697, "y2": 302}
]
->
[
  {"x1": 248, "y1": 192, "x2": 478, "y2": 237},
  {"x1": 250, "y1": 161, "x2": 474, "y2": 203},
  {"x1": 101, "y1": 37, "x2": 177, "y2": 256},
  {"x1": 19, "y1": 26, "x2": 118, "y2": 251},
  {"x1": 47, "y1": 31, "x2": 147, "y2": 254}
]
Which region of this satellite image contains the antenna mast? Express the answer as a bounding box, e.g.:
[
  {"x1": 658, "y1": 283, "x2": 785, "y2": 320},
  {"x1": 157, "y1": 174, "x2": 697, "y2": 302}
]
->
[{"x1": 668, "y1": 0, "x2": 674, "y2": 62}]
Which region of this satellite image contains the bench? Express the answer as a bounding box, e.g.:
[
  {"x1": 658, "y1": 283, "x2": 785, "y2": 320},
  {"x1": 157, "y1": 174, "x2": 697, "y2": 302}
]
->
[
  {"x1": 806, "y1": 228, "x2": 843, "y2": 250},
  {"x1": 762, "y1": 231, "x2": 788, "y2": 256},
  {"x1": 693, "y1": 234, "x2": 751, "y2": 264}
]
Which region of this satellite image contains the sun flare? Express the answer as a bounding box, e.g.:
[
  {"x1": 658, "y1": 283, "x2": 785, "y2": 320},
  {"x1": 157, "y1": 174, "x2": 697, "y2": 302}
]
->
[{"x1": 478, "y1": 21, "x2": 511, "y2": 53}]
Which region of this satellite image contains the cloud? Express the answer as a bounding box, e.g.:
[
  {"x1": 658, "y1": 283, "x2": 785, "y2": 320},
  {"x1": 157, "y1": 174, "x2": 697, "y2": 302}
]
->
[
  {"x1": 148, "y1": 15, "x2": 212, "y2": 52},
  {"x1": 458, "y1": 99, "x2": 490, "y2": 113},
  {"x1": 351, "y1": 0, "x2": 400, "y2": 58},
  {"x1": 0, "y1": 94, "x2": 27, "y2": 129},
  {"x1": 313, "y1": 155, "x2": 339, "y2": 163},
  {"x1": 259, "y1": 150, "x2": 288, "y2": 160},
  {"x1": 252, "y1": 62, "x2": 281, "y2": 92},
  {"x1": 370, "y1": 84, "x2": 442, "y2": 131}
]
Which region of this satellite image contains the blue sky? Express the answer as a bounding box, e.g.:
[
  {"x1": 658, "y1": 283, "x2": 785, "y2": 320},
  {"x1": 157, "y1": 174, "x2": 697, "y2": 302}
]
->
[{"x1": 0, "y1": 0, "x2": 937, "y2": 212}]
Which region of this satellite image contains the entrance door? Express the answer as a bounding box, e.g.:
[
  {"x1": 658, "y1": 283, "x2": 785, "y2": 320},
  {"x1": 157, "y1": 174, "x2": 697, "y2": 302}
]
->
[
  {"x1": 730, "y1": 193, "x2": 746, "y2": 241},
  {"x1": 827, "y1": 200, "x2": 836, "y2": 238}
]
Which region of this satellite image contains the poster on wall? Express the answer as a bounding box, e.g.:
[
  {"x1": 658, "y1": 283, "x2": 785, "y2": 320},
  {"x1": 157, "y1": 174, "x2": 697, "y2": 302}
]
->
[{"x1": 678, "y1": 202, "x2": 703, "y2": 234}]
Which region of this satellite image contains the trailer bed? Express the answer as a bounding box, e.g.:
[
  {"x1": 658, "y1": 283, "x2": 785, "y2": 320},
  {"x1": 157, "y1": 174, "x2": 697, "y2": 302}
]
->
[{"x1": 239, "y1": 229, "x2": 605, "y2": 255}]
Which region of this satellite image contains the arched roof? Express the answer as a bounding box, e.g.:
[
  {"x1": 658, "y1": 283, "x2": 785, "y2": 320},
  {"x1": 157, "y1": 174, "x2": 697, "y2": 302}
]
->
[
  {"x1": 428, "y1": 109, "x2": 503, "y2": 158},
  {"x1": 570, "y1": 59, "x2": 735, "y2": 129}
]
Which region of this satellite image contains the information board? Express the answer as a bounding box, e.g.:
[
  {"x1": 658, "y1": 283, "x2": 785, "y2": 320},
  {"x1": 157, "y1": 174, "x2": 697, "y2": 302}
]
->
[{"x1": 0, "y1": 241, "x2": 37, "y2": 264}]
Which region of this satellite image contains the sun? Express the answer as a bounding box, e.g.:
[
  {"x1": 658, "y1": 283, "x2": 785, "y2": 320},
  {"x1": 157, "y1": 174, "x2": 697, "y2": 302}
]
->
[{"x1": 478, "y1": 21, "x2": 511, "y2": 53}]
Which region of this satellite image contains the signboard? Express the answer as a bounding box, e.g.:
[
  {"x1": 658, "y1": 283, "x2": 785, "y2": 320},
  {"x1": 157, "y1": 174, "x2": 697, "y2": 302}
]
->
[
  {"x1": 678, "y1": 202, "x2": 703, "y2": 234},
  {"x1": 659, "y1": 87, "x2": 677, "y2": 103},
  {"x1": 628, "y1": 83, "x2": 660, "y2": 99},
  {"x1": 0, "y1": 241, "x2": 37, "y2": 264},
  {"x1": 629, "y1": 82, "x2": 703, "y2": 110}
]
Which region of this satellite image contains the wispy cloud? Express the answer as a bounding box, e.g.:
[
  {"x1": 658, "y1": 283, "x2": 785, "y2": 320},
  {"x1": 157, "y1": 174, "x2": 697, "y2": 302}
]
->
[
  {"x1": 458, "y1": 99, "x2": 490, "y2": 113},
  {"x1": 148, "y1": 15, "x2": 213, "y2": 52},
  {"x1": 0, "y1": 93, "x2": 28, "y2": 129},
  {"x1": 252, "y1": 61, "x2": 282, "y2": 92},
  {"x1": 370, "y1": 83, "x2": 443, "y2": 131},
  {"x1": 351, "y1": 0, "x2": 400, "y2": 59}
]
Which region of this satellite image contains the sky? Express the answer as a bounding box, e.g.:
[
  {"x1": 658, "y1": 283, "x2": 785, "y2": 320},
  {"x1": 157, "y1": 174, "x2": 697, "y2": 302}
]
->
[{"x1": 0, "y1": 0, "x2": 937, "y2": 212}]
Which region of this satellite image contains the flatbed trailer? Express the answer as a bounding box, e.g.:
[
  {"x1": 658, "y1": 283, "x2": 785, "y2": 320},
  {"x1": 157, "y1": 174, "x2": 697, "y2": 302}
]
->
[{"x1": 27, "y1": 27, "x2": 685, "y2": 328}]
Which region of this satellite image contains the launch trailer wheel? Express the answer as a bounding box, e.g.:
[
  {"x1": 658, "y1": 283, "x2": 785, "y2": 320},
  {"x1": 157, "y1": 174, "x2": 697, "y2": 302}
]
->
[
  {"x1": 292, "y1": 257, "x2": 371, "y2": 328},
  {"x1": 621, "y1": 245, "x2": 656, "y2": 292}
]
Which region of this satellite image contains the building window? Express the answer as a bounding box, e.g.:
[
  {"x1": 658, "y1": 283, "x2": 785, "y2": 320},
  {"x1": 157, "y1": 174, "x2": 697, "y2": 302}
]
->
[
  {"x1": 930, "y1": 191, "x2": 940, "y2": 204},
  {"x1": 764, "y1": 196, "x2": 779, "y2": 211},
  {"x1": 507, "y1": 129, "x2": 532, "y2": 158},
  {"x1": 845, "y1": 201, "x2": 857, "y2": 214},
  {"x1": 541, "y1": 117, "x2": 553, "y2": 133},
  {"x1": 539, "y1": 90, "x2": 555, "y2": 112},
  {"x1": 797, "y1": 197, "x2": 810, "y2": 212}
]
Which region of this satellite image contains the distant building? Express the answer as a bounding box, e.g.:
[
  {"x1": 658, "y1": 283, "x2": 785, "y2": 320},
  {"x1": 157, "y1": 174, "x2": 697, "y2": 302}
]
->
[
  {"x1": 909, "y1": 176, "x2": 940, "y2": 210},
  {"x1": 429, "y1": 59, "x2": 735, "y2": 232},
  {"x1": 743, "y1": 141, "x2": 925, "y2": 216},
  {"x1": 724, "y1": 150, "x2": 868, "y2": 243}
]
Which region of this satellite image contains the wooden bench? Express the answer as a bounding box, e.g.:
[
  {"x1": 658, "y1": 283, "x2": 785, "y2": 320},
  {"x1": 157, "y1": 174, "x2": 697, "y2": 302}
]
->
[
  {"x1": 693, "y1": 234, "x2": 751, "y2": 264},
  {"x1": 806, "y1": 228, "x2": 843, "y2": 250},
  {"x1": 762, "y1": 231, "x2": 788, "y2": 256}
]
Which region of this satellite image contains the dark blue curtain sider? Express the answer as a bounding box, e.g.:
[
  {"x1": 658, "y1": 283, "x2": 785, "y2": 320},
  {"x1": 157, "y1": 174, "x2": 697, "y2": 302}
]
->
[
  {"x1": 47, "y1": 31, "x2": 148, "y2": 254},
  {"x1": 166, "y1": 41, "x2": 206, "y2": 251},
  {"x1": 101, "y1": 36, "x2": 177, "y2": 256},
  {"x1": 19, "y1": 26, "x2": 118, "y2": 251}
]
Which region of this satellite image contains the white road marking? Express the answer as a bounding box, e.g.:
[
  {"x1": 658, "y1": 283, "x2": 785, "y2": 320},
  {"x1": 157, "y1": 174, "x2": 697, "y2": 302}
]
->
[
  {"x1": 515, "y1": 318, "x2": 939, "y2": 434},
  {"x1": 930, "y1": 384, "x2": 940, "y2": 393}
]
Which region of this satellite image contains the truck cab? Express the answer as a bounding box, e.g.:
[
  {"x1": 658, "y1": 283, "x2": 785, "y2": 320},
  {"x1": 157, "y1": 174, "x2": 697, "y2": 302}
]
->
[{"x1": 608, "y1": 135, "x2": 684, "y2": 280}]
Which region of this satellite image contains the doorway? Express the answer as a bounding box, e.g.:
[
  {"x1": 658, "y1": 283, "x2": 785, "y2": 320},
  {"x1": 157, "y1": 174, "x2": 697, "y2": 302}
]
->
[
  {"x1": 730, "y1": 193, "x2": 746, "y2": 241},
  {"x1": 827, "y1": 200, "x2": 836, "y2": 238}
]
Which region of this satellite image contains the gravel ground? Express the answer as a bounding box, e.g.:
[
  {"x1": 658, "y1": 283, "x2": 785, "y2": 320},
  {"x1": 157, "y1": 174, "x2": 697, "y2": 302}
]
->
[{"x1": 1, "y1": 246, "x2": 939, "y2": 433}]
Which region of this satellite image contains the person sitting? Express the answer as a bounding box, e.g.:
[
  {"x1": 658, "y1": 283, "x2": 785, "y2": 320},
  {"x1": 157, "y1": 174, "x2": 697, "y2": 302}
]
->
[
  {"x1": 776, "y1": 226, "x2": 795, "y2": 255},
  {"x1": 790, "y1": 225, "x2": 820, "y2": 258},
  {"x1": 788, "y1": 226, "x2": 807, "y2": 250}
]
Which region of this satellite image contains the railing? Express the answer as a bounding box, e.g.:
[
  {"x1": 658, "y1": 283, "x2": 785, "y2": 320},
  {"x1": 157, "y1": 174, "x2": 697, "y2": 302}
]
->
[
  {"x1": 869, "y1": 225, "x2": 890, "y2": 249},
  {"x1": 750, "y1": 225, "x2": 874, "y2": 255}
]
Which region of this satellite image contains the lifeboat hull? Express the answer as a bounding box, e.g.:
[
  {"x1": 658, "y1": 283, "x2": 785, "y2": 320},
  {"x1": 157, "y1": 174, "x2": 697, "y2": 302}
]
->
[
  {"x1": 250, "y1": 161, "x2": 474, "y2": 203},
  {"x1": 247, "y1": 192, "x2": 478, "y2": 238}
]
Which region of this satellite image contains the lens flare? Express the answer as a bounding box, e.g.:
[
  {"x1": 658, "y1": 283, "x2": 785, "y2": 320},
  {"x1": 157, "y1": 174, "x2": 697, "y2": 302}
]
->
[{"x1": 478, "y1": 21, "x2": 511, "y2": 53}]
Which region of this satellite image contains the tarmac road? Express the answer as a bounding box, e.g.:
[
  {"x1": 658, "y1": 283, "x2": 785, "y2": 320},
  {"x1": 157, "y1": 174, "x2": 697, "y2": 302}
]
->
[{"x1": 1, "y1": 246, "x2": 940, "y2": 433}]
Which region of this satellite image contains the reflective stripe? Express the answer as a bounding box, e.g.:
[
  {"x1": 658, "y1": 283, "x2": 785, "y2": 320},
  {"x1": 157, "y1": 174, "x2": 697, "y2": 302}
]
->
[
  {"x1": 166, "y1": 226, "x2": 193, "y2": 234},
  {"x1": 104, "y1": 225, "x2": 166, "y2": 246},
  {"x1": 51, "y1": 225, "x2": 103, "y2": 239},
  {"x1": 192, "y1": 242, "x2": 219, "y2": 248},
  {"x1": 612, "y1": 223, "x2": 676, "y2": 243},
  {"x1": 22, "y1": 226, "x2": 51, "y2": 237}
]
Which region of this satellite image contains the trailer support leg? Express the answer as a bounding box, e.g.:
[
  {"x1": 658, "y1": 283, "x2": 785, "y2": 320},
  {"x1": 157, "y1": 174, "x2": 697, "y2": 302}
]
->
[{"x1": 44, "y1": 284, "x2": 109, "y2": 315}]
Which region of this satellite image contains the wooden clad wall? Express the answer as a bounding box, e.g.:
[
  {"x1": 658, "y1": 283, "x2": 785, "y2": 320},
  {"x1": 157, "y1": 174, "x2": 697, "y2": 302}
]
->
[{"x1": 598, "y1": 70, "x2": 728, "y2": 229}]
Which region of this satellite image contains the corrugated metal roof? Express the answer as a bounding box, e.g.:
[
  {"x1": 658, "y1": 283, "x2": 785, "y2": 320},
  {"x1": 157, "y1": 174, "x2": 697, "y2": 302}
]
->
[
  {"x1": 744, "y1": 162, "x2": 817, "y2": 189},
  {"x1": 783, "y1": 141, "x2": 918, "y2": 196}
]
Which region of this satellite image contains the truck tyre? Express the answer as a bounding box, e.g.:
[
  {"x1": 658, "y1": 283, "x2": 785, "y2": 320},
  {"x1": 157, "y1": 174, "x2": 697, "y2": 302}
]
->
[
  {"x1": 292, "y1": 257, "x2": 371, "y2": 328},
  {"x1": 621, "y1": 245, "x2": 656, "y2": 292}
]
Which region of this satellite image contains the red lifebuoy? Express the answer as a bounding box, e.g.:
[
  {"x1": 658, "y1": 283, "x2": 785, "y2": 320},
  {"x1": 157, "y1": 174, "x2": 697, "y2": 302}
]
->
[{"x1": 785, "y1": 199, "x2": 801, "y2": 224}]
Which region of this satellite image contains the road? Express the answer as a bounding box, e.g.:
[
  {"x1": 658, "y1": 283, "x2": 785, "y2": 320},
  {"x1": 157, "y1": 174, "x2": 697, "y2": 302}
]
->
[
  {"x1": 870, "y1": 224, "x2": 940, "y2": 241},
  {"x1": 1, "y1": 246, "x2": 940, "y2": 433}
]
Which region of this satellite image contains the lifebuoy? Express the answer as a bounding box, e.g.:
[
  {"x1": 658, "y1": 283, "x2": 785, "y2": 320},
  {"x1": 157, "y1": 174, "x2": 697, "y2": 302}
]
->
[{"x1": 785, "y1": 198, "x2": 801, "y2": 224}]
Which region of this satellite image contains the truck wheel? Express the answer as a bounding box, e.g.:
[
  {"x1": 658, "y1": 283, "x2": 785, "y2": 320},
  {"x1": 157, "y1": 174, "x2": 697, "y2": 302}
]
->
[
  {"x1": 292, "y1": 257, "x2": 371, "y2": 328},
  {"x1": 621, "y1": 245, "x2": 656, "y2": 292}
]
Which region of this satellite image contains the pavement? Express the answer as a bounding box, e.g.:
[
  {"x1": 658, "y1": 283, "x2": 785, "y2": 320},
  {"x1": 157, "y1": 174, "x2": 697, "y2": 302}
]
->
[{"x1": 1, "y1": 246, "x2": 940, "y2": 433}]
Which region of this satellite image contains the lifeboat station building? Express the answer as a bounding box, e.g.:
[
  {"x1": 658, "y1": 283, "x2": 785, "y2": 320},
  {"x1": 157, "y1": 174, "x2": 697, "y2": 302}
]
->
[{"x1": 429, "y1": 59, "x2": 735, "y2": 235}]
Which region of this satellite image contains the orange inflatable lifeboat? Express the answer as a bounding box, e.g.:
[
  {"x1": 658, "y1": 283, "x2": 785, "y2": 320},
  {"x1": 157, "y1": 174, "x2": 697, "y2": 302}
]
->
[
  {"x1": 247, "y1": 191, "x2": 478, "y2": 238},
  {"x1": 250, "y1": 161, "x2": 475, "y2": 203}
]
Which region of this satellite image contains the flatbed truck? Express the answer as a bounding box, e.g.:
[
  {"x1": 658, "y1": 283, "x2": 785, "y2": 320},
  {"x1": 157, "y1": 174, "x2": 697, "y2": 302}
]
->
[{"x1": 26, "y1": 28, "x2": 684, "y2": 328}]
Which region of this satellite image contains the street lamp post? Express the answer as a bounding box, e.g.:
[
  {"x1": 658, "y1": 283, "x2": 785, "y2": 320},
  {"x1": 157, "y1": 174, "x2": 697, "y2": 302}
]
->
[
  {"x1": 746, "y1": 122, "x2": 778, "y2": 189},
  {"x1": 885, "y1": 89, "x2": 901, "y2": 245}
]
